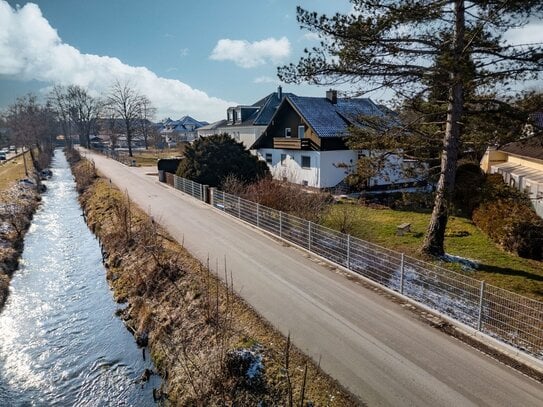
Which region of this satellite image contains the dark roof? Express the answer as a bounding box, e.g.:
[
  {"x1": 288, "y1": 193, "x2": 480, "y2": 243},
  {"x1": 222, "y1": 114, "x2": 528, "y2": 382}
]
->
[
  {"x1": 252, "y1": 92, "x2": 296, "y2": 125},
  {"x1": 286, "y1": 95, "x2": 386, "y2": 138},
  {"x1": 500, "y1": 136, "x2": 543, "y2": 161},
  {"x1": 198, "y1": 119, "x2": 227, "y2": 131},
  {"x1": 227, "y1": 91, "x2": 296, "y2": 128}
]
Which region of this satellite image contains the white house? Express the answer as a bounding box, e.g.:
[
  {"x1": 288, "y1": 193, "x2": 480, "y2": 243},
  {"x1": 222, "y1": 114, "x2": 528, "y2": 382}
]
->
[
  {"x1": 160, "y1": 116, "x2": 208, "y2": 145},
  {"x1": 253, "y1": 91, "x2": 423, "y2": 190}
]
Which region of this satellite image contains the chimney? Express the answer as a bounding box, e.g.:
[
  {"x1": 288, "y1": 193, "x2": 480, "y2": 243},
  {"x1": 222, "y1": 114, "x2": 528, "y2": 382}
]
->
[
  {"x1": 326, "y1": 89, "x2": 337, "y2": 104},
  {"x1": 277, "y1": 85, "x2": 283, "y2": 100}
]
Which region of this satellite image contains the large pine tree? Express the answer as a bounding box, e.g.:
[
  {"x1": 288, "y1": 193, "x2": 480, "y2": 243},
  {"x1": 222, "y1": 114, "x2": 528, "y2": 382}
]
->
[{"x1": 279, "y1": 0, "x2": 543, "y2": 256}]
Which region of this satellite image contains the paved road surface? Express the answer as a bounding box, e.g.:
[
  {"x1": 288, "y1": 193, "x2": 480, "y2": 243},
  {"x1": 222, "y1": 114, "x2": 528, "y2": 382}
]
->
[{"x1": 83, "y1": 150, "x2": 543, "y2": 406}]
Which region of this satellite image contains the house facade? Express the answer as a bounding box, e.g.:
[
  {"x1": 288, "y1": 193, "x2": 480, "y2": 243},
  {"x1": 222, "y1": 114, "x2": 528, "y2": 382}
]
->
[
  {"x1": 480, "y1": 138, "x2": 543, "y2": 218},
  {"x1": 253, "y1": 91, "x2": 422, "y2": 190}
]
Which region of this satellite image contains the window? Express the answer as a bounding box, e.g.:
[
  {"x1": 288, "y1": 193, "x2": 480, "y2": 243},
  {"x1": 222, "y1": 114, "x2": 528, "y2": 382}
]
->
[
  {"x1": 265, "y1": 153, "x2": 273, "y2": 164},
  {"x1": 302, "y1": 180, "x2": 309, "y2": 186},
  {"x1": 301, "y1": 155, "x2": 311, "y2": 169},
  {"x1": 280, "y1": 154, "x2": 287, "y2": 166},
  {"x1": 298, "y1": 125, "x2": 305, "y2": 139},
  {"x1": 285, "y1": 128, "x2": 291, "y2": 138}
]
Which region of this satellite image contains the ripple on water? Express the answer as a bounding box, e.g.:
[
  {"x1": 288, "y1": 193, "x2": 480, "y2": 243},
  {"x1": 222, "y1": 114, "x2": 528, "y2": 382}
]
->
[{"x1": 0, "y1": 150, "x2": 159, "y2": 406}]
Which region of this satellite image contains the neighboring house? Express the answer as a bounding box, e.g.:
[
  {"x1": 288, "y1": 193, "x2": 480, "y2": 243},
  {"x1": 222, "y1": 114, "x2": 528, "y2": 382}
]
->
[
  {"x1": 207, "y1": 86, "x2": 295, "y2": 149},
  {"x1": 252, "y1": 90, "x2": 422, "y2": 190},
  {"x1": 159, "y1": 116, "x2": 208, "y2": 145},
  {"x1": 480, "y1": 137, "x2": 543, "y2": 218},
  {"x1": 197, "y1": 120, "x2": 227, "y2": 138}
]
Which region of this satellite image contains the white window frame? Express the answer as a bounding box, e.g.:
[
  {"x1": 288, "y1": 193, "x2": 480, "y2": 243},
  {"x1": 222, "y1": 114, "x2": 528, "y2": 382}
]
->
[{"x1": 285, "y1": 128, "x2": 292, "y2": 138}]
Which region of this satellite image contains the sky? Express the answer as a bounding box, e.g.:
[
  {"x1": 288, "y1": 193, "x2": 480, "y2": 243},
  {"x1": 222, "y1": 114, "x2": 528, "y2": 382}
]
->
[{"x1": 0, "y1": 0, "x2": 541, "y2": 122}]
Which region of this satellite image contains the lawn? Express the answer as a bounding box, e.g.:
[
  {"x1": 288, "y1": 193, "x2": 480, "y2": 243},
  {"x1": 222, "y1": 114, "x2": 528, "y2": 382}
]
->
[
  {"x1": 323, "y1": 202, "x2": 543, "y2": 301},
  {"x1": 0, "y1": 151, "x2": 34, "y2": 191},
  {"x1": 118, "y1": 145, "x2": 186, "y2": 167}
]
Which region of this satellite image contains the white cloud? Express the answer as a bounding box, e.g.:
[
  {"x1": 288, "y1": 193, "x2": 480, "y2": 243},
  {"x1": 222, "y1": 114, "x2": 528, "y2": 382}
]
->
[
  {"x1": 179, "y1": 47, "x2": 189, "y2": 57},
  {"x1": 253, "y1": 76, "x2": 280, "y2": 84},
  {"x1": 209, "y1": 37, "x2": 291, "y2": 68},
  {"x1": 0, "y1": 1, "x2": 233, "y2": 120},
  {"x1": 302, "y1": 32, "x2": 320, "y2": 42}
]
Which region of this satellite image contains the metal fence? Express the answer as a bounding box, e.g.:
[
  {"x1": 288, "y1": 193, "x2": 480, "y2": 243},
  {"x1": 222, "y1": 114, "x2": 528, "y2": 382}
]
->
[
  {"x1": 172, "y1": 175, "x2": 207, "y2": 202},
  {"x1": 210, "y1": 188, "x2": 543, "y2": 361}
]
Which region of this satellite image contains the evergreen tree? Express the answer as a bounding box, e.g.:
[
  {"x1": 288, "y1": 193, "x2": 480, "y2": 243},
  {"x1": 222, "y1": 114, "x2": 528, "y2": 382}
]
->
[
  {"x1": 177, "y1": 134, "x2": 270, "y2": 187},
  {"x1": 279, "y1": 0, "x2": 543, "y2": 256}
]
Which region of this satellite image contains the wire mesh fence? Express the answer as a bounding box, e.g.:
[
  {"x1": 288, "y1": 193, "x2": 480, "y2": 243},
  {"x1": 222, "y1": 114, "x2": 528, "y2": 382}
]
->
[
  {"x1": 209, "y1": 188, "x2": 543, "y2": 360},
  {"x1": 172, "y1": 175, "x2": 205, "y2": 201}
]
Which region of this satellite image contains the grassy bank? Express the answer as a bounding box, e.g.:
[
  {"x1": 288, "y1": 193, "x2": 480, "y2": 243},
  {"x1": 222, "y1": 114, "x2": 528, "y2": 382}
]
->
[
  {"x1": 0, "y1": 150, "x2": 35, "y2": 190},
  {"x1": 324, "y1": 203, "x2": 543, "y2": 300},
  {"x1": 69, "y1": 150, "x2": 358, "y2": 405}
]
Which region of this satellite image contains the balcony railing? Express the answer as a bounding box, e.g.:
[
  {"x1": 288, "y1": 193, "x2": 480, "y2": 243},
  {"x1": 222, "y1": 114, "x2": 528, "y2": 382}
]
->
[{"x1": 273, "y1": 137, "x2": 310, "y2": 150}]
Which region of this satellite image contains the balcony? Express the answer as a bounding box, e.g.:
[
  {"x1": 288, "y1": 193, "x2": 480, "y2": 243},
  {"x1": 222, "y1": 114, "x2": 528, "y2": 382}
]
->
[{"x1": 273, "y1": 137, "x2": 310, "y2": 150}]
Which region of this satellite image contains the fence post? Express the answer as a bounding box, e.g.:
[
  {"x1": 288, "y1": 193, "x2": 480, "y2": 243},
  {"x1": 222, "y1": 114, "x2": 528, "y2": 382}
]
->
[
  {"x1": 400, "y1": 253, "x2": 405, "y2": 295},
  {"x1": 477, "y1": 281, "x2": 486, "y2": 331},
  {"x1": 238, "y1": 196, "x2": 241, "y2": 218},
  {"x1": 222, "y1": 191, "x2": 225, "y2": 211},
  {"x1": 308, "y1": 221, "x2": 312, "y2": 252},
  {"x1": 256, "y1": 203, "x2": 260, "y2": 227},
  {"x1": 279, "y1": 211, "x2": 283, "y2": 238},
  {"x1": 347, "y1": 234, "x2": 351, "y2": 269}
]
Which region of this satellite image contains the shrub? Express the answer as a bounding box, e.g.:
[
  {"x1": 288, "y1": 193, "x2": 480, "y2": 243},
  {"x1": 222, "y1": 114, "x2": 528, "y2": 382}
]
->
[
  {"x1": 452, "y1": 162, "x2": 485, "y2": 216},
  {"x1": 176, "y1": 134, "x2": 269, "y2": 188},
  {"x1": 473, "y1": 194, "x2": 543, "y2": 260}
]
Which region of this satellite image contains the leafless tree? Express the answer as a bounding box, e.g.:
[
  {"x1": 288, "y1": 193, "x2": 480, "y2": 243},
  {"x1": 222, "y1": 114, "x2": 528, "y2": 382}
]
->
[
  {"x1": 67, "y1": 85, "x2": 101, "y2": 149},
  {"x1": 137, "y1": 96, "x2": 156, "y2": 150},
  {"x1": 4, "y1": 94, "x2": 55, "y2": 183},
  {"x1": 106, "y1": 81, "x2": 145, "y2": 157},
  {"x1": 48, "y1": 85, "x2": 73, "y2": 149}
]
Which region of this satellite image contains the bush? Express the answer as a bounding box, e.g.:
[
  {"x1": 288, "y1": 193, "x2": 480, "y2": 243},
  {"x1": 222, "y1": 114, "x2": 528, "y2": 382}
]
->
[
  {"x1": 176, "y1": 134, "x2": 269, "y2": 188},
  {"x1": 453, "y1": 162, "x2": 485, "y2": 216},
  {"x1": 472, "y1": 188, "x2": 543, "y2": 260}
]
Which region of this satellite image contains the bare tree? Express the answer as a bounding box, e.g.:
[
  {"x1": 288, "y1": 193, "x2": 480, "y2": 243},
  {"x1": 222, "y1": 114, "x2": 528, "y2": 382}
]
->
[
  {"x1": 67, "y1": 85, "x2": 101, "y2": 149},
  {"x1": 106, "y1": 81, "x2": 144, "y2": 157},
  {"x1": 48, "y1": 85, "x2": 73, "y2": 149},
  {"x1": 4, "y1": 94, "x2": 55, "y2": 185},
  {"x1": 137, "y1": 96, "x2": 156, "y2": 150}
]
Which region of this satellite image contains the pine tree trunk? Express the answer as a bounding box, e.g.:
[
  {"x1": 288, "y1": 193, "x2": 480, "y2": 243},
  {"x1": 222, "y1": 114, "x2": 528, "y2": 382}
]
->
[{"x1": 421, "y1": 0, "x2": 465, "y2": 257}]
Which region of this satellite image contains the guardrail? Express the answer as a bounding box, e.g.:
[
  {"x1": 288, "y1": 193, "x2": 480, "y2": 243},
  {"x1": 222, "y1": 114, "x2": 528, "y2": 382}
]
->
[{"x1": 205, "y1": 187, "x2": 543, "y2": 361}]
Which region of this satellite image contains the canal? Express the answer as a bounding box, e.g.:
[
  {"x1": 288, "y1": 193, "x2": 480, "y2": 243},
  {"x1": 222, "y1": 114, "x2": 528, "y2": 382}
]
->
[{"x1": 0, "y1": 150, "x2": 159, "y2": 405}]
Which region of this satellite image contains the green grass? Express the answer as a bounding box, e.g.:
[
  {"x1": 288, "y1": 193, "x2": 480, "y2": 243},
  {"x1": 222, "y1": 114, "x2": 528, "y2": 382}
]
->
[{"x1": 323, "y1": 203, "x2": 543, "y2": 301}]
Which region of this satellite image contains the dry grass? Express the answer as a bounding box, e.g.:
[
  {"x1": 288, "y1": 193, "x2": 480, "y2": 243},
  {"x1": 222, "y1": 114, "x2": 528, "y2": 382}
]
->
[
  {"x1": 0, "y1": 151, "x2": 34, "y2": 191},
  {"x1": 72, "y1": 155, "x2": 358, "y2": 406}
]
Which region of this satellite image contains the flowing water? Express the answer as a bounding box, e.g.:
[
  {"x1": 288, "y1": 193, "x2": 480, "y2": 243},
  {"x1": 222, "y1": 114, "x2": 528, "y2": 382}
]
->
[{"x1": 0, "y1": 150, "x2": 159, "y2": 406}]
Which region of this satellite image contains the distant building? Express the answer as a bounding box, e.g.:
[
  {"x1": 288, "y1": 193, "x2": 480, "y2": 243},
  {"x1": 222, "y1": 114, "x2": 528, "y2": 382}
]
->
[
  {"x1": 159, "y1": 116, "x2": 208, "y2": 145},
  {"x1": 197, "y1": 120, "x2": 228, "y2": 138},
  {"x1": 253, "y1": 90, "x2": 423, "y2": 190}
]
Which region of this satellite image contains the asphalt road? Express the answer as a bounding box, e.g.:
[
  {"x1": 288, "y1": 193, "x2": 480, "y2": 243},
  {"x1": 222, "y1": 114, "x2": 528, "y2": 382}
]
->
[{"x1": 83, "y1": 149, "x2": 543, "y2": 406}]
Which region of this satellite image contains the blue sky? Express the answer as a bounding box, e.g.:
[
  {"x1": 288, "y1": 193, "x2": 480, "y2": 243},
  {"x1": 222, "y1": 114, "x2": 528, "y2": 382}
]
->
[
  {"x1": 0, "y1": 0, "x2": 355, "y2": 121},
  {"x1": 0, "y1": 0, "x2": 541, "y2": 121}
]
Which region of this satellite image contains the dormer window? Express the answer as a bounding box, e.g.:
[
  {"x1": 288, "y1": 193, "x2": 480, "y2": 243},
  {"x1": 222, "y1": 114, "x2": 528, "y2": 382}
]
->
[{"x1": 285, "y1": 128, "x2": 291, "y2": 138}]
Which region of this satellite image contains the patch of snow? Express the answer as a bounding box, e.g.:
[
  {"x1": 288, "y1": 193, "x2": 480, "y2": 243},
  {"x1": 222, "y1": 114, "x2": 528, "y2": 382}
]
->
[{"x1": 442, "y1": 253, "x2": 479, "y2": 272}]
